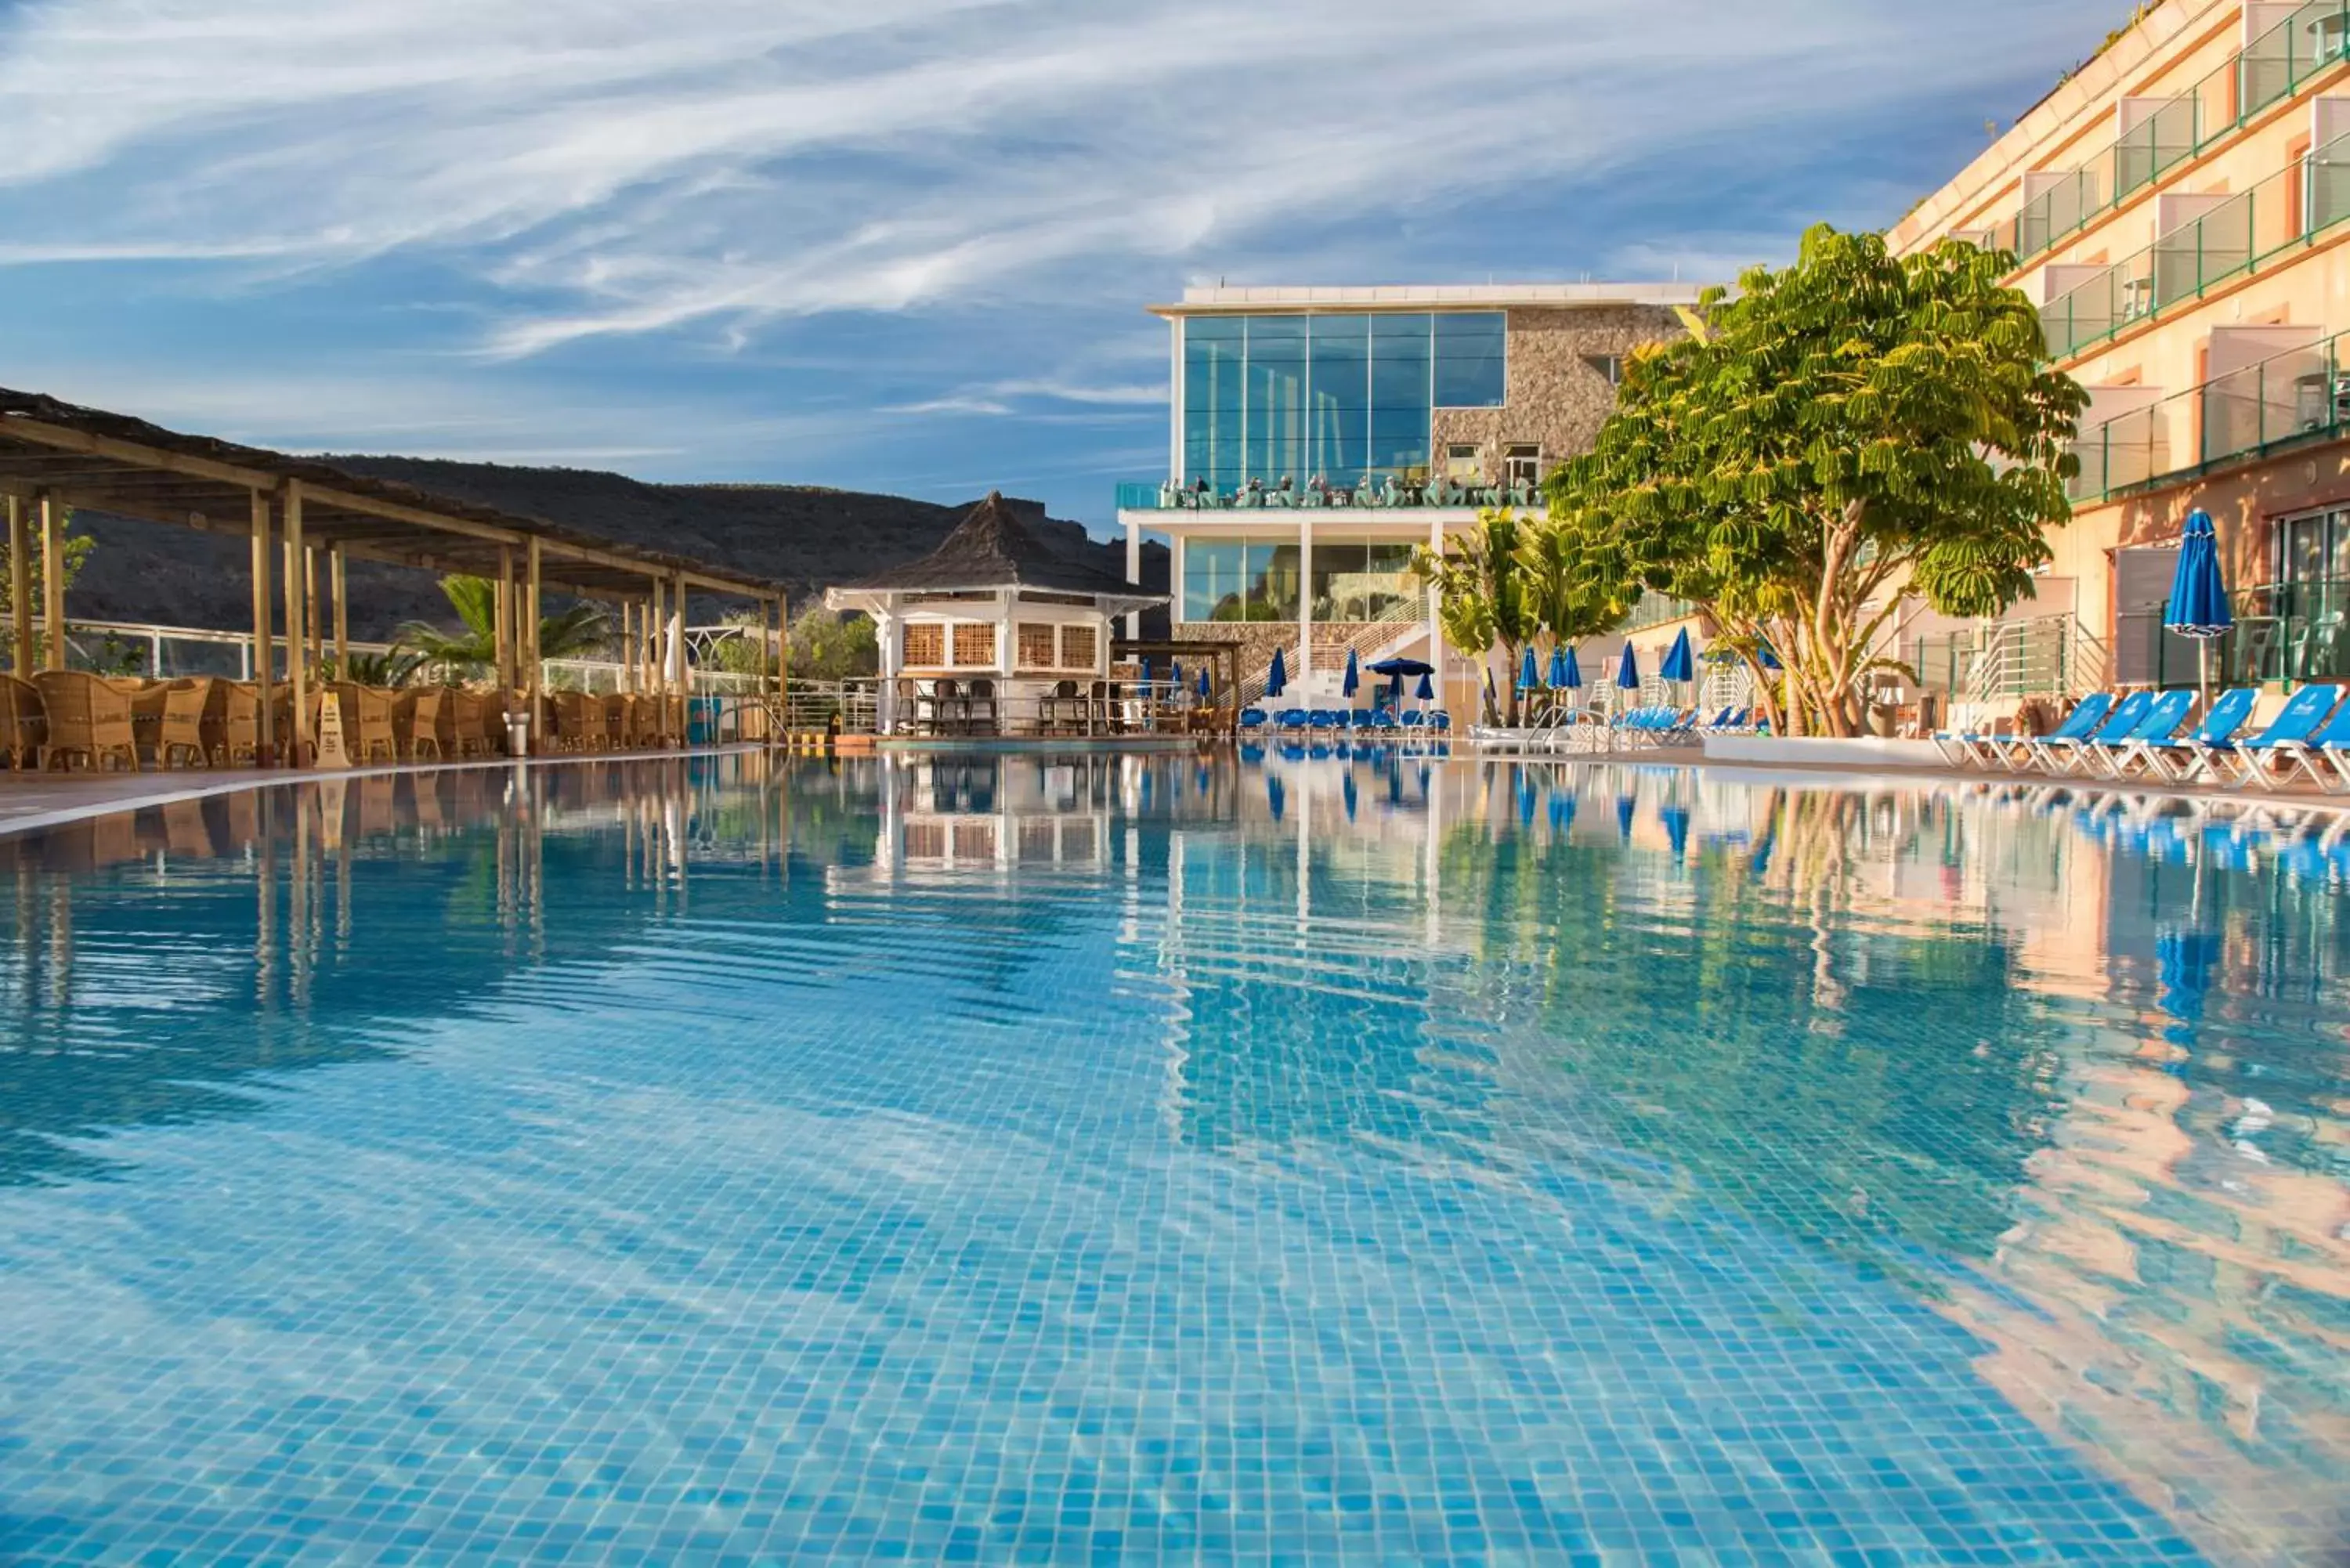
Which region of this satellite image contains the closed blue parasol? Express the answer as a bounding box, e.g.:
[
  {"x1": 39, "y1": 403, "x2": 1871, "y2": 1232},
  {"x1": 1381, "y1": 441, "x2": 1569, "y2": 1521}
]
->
[
  {"x1": 2166, "y1": 509, "x2": 2232, "y2": 706},
  {"x1": 1658, "y1": 627, "x2": 1695, "y2": 685},
  {"x1": 1415, "y1": 672, "x2": 1435, "y2": 701},
  {"x1": 1264, "y1": 647, "x2": 1287, "y2": 699},
  {"x1": 1517, "y1": 645, "x2": 1539, "y2": 692},
  {"x1": 1615, "y1": 641, "x2": 1641, "y2": 691},
  {"x1": 1170, "y1": 659, "x2": 1184, "y2": 692},
  {"x1": 1196, "y1": 667, "x2": 1213, "y2": 699},
  {"x1": 1758, "y1": 641, "x2": 1782, "y2": 672},
  {"x1": 1139, "y1": 656, "x2": 1154, "y2": 694},
  {"x1": 1343, "y1": 648, "x2": 1360, "y2": 698},
  {"x1": 1546, "y1": 646, "x2": 1567, "y2": 689}
]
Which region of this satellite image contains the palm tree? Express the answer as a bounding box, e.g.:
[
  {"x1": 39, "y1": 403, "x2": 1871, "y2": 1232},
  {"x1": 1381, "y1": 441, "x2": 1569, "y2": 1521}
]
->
[
  {"x1": 1412, "y1": 509, "x2": 1539, "y2": 725},
  {"x1": 327, "y1": 649, "x2": 428, "y2": 687},
  {"x1": 395, "y1": 575, "x2": 611, "y2": 683}
]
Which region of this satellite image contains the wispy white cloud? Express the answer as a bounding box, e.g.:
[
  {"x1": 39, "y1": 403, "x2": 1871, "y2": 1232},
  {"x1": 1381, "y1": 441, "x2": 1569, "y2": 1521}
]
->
[{"x1": 0, "y1": 0, "x2": 2105, "y2": 358}]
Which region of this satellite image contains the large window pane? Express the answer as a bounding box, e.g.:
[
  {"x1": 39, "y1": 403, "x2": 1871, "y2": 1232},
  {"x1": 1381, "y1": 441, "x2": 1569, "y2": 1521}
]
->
[
  {"x1": 1311, "y1": 540, "x2": 1415, "y2": 622},
  {"x1": 1307, "y1": 316, "x2": 1370, "y2": 487},
  {"x1": 1370, "y1": 407, "x2": 1430, "y2": 479},
  {"x1": 1247, "y1": 540, "x2": 1301, "y2": 620},
  {"x1": 1183, "y1": 317, "x2": 1246, "y2": 491},
  {"x1": 1183, "y1": 540, "x2": 1246, "y2": 621},
  {"x1": 1434, "y1": 313, "x2": 1506, "y2": 407},
  {"x1": 1246, "y1": 317, "x2": 1307, "y2": 486}
]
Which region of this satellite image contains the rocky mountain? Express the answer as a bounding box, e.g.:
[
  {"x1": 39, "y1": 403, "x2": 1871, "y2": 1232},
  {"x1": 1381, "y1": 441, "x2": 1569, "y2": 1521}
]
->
[{"x1": 63, "y1": 457, "x2": 1168, "y2": 641}]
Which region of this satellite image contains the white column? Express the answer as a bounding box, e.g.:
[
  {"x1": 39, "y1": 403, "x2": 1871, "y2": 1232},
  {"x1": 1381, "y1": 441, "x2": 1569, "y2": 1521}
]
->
[
  {"x1": 1125, "y1": 517, "x2": 1142, "y2": 640},
  {"x1": 875, "y1": 609, "x2": 898, "y2": 734},
  {"x1": 1297, "y1": 517, "x2": 1314, "y2": 681},
  {"x1": 1427, "y1": 514, "x2": 1445, "y2": 706}
]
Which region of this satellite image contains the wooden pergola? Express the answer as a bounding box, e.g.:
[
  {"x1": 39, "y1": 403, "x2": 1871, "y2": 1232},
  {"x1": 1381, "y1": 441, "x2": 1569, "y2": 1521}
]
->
[{"x1": 0, "y1": 386, "x2": 794, "y2": 763}]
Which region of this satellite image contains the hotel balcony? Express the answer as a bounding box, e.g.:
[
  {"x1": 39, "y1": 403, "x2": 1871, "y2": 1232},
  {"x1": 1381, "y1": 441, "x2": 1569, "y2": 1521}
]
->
[
  {"x1": 1965, "y1": 2, "x2": 2350, "y2": 269},
  {"x1": 1115, "y1": 476, "x2": 1542, "y2": 513}
]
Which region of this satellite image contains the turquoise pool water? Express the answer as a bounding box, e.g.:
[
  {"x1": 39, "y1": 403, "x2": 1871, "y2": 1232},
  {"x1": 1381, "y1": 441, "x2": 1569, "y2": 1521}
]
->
[{"x1": 0, "y1": 752, "x2": 2344, "y2": 1565}]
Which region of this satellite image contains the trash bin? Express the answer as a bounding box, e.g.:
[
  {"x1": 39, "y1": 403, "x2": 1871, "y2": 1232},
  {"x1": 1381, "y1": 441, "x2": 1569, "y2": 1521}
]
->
[
  {"x1": 687, "y1": 695, "x2": 721, "y2": 746},
  {"x1": 504, "y1": 710, "x2": 530, "y2": 757}
]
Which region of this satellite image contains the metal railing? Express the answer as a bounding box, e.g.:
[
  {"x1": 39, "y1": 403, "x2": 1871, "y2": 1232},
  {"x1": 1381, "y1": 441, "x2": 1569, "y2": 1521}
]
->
[
  {"x1": 1117, "y1": 475, "x2": 1543, "y2": 512},
  {"x1": 2119, "y1": 576, "x2": 2350, "y2": 687},
  {"x1": 2069, "y1": 326, "x2": 2350, "y2": 503},
  {"x1": 1907, "y1": 614, "x2": 2102, "y2": 704},
  {"x1": 1977, "y1": 2, "x2": 2350, "y2": 269},
  {"x1": 2041, "y1": 128, "x2": 2350, "y2": 360}
]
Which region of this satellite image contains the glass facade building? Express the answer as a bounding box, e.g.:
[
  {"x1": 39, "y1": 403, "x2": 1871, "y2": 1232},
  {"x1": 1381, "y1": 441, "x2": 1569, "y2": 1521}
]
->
[{"x1": 1180, "y1": 313, "x2": 1505, "y2": 493}]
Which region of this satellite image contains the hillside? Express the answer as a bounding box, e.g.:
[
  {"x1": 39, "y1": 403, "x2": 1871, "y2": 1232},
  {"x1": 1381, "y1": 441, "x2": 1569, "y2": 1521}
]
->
[{"x1": 63, "y1": 457, "x2": 1167, "y2": 641}]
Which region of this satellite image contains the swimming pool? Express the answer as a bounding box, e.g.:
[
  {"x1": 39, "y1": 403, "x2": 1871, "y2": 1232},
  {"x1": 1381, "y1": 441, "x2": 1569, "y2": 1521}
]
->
[{"x1": 0, "y1": 752, "x2": 2342, "y2": 1564}]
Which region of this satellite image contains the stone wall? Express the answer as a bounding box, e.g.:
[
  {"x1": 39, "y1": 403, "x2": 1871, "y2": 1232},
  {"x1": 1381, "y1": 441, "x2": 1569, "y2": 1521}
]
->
[{"x1": 1429, "y1": 305, "x2": 1687, "y2": 486}]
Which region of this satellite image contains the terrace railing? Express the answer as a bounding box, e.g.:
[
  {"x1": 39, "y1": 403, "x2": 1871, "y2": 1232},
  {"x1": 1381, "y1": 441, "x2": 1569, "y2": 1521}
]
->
[
  {"x1": 2069, "y1": 325, "x2": 2350, "y2": 503},
  {"x1": 2041, "y1": 128, "x2": 2350, "y2": 359},
  {"x1": 1117, "y1": 475, "x2": 1543, "y2": 512},
  {"x1": 2117, "y1": 576, "x2": 2350, "y2": 687},
  {"x1": 1979, "y1": 1, "x2": 2350, "y2": 269}
]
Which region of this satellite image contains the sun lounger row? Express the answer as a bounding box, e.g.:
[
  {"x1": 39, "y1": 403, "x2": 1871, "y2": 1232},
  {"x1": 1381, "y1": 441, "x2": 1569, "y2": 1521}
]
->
[
  {"x1": 1936, "y1": 684, "x2": 2350, "y2": 789},
  {"x1": 1243, "y1": 709, "x2": 1453, "y2": 736}
]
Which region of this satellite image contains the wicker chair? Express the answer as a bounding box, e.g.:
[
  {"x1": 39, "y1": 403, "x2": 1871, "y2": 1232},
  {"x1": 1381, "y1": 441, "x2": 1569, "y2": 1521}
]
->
[
  {"x1": 450, "y1": 689, "x2": 489, "y2": 757},
  {"x1": 0, "y1": 672, "x2": 45, "y2": 768},
  {"x1": 211, "y1": 682, "x2": 262, "y2": 766},
  {"x1": 157, "y1": 678, "x2": 216, "y2": 769},
  {"x1": 395, "y1": 688, "x2": 442, "y2": 761},
  {"x1": 34, "y1": 670, "x2": 138, "y2": 771},
  {"x1": 342, "y1": 685, "x2": 397, "y2": 763}
]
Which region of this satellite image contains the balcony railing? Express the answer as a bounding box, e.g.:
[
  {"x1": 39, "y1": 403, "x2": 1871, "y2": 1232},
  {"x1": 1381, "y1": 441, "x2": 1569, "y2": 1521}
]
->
[
  {"x1": 2117, "y1": 577, "x2": 2350, "y2": 687},
  {"x1": 2041, "y1": 128, "x2": 2350, "y2": 359},
  {"x1": 1118, "y1": 475, "x2": 1543, "y2": 512},
  {"x1": 1978, "y1": 1, "x2": 2350, "y2": 269},
  {"x1": 2068, "y1": 325, "x2": 2350, "y2": 503}
]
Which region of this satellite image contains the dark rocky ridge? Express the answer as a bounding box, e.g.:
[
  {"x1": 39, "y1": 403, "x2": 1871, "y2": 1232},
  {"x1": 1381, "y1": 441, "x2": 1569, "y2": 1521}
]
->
[{"x1": 63, "y1": 456, "x2": 1168, "y2": 641}]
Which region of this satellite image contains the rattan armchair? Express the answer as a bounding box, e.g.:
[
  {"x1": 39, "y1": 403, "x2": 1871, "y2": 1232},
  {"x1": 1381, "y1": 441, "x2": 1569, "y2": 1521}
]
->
[
  {"x1": 157, "y1": 678, "x2": 217, "y2": 768},
  {"x1": 215, "y1": 681, "x2": 262, "y2": 766},
  {"x1": 34, "y1": 670, "x2": 139, "y2": 771},
  {"x1": 0, "y1": 672, "x2": 45, "y2": 768}
]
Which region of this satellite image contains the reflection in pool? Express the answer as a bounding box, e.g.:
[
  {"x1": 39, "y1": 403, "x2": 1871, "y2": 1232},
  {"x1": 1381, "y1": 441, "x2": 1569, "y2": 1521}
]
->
[{"x1": 0, "y1": 750, "x2": 2345, "y2": 1563}]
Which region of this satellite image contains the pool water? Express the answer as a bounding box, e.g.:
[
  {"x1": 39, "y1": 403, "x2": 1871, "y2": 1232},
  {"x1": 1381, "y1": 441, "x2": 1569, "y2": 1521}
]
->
[{"x1": 0, "y1": 752, "x2": 2344, "y2": 1566}]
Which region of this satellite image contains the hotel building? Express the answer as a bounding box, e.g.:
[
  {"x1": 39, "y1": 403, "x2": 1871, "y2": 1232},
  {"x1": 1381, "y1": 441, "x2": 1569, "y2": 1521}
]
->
[
  {"x1": 1893, "y1": 0, "x2": 2350, "y2": 706},
  {"x1": 1114, "y1": 284, "x2": 1701, "y2": 720}
]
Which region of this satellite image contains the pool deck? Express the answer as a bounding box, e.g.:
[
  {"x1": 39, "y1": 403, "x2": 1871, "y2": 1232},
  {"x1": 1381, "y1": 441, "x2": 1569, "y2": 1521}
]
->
[{"x1": 0, "y1": 744, "x2": 767, "y2": 840}]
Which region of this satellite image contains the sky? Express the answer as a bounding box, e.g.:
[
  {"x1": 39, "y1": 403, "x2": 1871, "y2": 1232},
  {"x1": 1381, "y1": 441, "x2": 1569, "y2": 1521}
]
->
[{"x1": 0, "y1": 0, "x2": 2117, "y2": 535}]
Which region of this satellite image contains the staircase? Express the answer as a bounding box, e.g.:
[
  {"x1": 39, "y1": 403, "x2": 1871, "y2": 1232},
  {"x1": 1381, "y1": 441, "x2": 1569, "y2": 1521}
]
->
[{"x1": 1242, "y1": 602, "x2": 1431, "y2": 709}]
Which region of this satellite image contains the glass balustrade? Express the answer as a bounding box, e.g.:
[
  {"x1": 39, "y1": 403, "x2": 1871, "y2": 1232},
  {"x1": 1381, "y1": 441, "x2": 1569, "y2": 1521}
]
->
[
  {"x1": 2067, "y1": 327, "x2": 2350, "y2": 504},
  {"x1": 2041, "y1": 130, "x2": 2350, "y2": 359},
  {"x1": 1983, "y1": 2, "x2": 2350, "y2": 267}
]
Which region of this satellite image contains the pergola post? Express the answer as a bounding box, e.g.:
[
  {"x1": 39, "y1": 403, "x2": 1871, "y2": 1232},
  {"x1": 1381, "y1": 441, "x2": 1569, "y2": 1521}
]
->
[
  {"x1": 6, "y1": 493, "x2": 31, "y2": 674},
  {"x1": 250, "y1": 490, "x2": 277, "y2": 764},
  {"x1": 282, "y1": 481, "x2": 310, "y2": 764},
  {"x1": 649, "y1": 576, "x2": 666, "y2": 742},
  {"x1": 38, "y1": 492, "x2": 65, "y2": 671},
  {"x1": 304, "y1": 544, "x2": 322, "y2": 677},
  {"x1": 331, "y1": 546, "x2": 349, "y2": 677},
  {"x1": 524, "y1": 537, "x2": 542, "y2": 739},
  {"x1": 669, "y1": 570, "x2": 687, "y2": 744},
  {"x1": 495, "y1": 546, "x2": 516, "y2": 736}
]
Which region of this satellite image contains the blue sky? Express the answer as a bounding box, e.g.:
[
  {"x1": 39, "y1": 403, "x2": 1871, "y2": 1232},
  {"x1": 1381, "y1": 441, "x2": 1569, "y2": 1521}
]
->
[{"x1": 0, "y1": 0, "x2": 2114, "y2": 535}]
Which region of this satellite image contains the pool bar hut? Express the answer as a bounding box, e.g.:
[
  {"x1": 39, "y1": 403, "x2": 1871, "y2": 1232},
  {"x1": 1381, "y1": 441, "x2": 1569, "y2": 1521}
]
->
[
  {"x1": 828, "y1": 493, "x2": 1173, "y2": 739},
  {"x1": 0, "y1": 387, "x2": 792, "y2": 766}
]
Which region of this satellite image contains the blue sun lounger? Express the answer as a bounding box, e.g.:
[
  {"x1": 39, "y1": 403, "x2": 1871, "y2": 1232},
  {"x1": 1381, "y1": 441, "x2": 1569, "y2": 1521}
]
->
[
  {"x1": 2186, "y1": 685, "x2": 2338, "y2": 789},
  {"x1": 2113, "y1": 687, "x2": 2258, "y2": 783},
  {"x1": 1940, "y1": 692, "x2": 2110, "y2": 770},
  {"x1": 2077, "y1": 689, "x2": 2195, "y2": 779},
  {"x1": 2019, "y1": 692, "x2": 2145, "y2": 775}
]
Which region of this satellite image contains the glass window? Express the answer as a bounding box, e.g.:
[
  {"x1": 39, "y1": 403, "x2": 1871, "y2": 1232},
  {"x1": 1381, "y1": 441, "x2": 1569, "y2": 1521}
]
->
[
  {"x1": 903, "y1": 623, "x2": 944, "y2": 667},
  {"x1": 1506, "y1": 444, "x2": 1542, "y2": 487},
  {"x1": 952, "y1": 623, "x2": 996, "y2": 667},
  {"x1": 1306, "y1": 315, "x2": 1368, "y2": 486},
  {"x1": 1016, "y1": 623, "x2": 1055, "y2": 667},
  {"x1": 1434, "y1": 313, "x2": 1506, "y2": 407},
  {"x1": 1247, "y1": 316, "x2": 1307, "y2": 487},
  {"x1": 1060, "y1": 623, "x2": 1097, "y2": 668},
  {"x1": 1446, "y1": 443, "x2": 1482, "y2": 481},
  {"x1": 1313, "y1": 540, "x2": 1415, "y2": 622},
  {"x1": 1184, "y1": 316, "x2": 1246, "y2": 492},
  {"x1": 1247, "y1": 540, "x2": 1301, "y2": 620},
  {"x1": 1183, "y1": 539, "x2": 1246, "y2": 622}
]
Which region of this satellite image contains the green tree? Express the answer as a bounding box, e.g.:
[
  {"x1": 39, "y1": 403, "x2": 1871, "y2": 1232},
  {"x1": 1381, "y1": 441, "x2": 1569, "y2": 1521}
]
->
[
  {"x1": 0, "y1": 506, "x2": 97, "y2": 664},
  {"x1": 784, "y1": 604, "x2": 878, "y2": 682},
  {"x1": 1514, "y1": 516, "x2": 1636, "y2": 713},
  {"x1": 1412, "y1": 509, "x2": 1539, "y2": 726},
  {"x1": 1546, "y1": 225, "x2": 2087, "y2": 736},
  {"x1": 394, "y1": 575, "x2": 611, "y2": 683}
]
